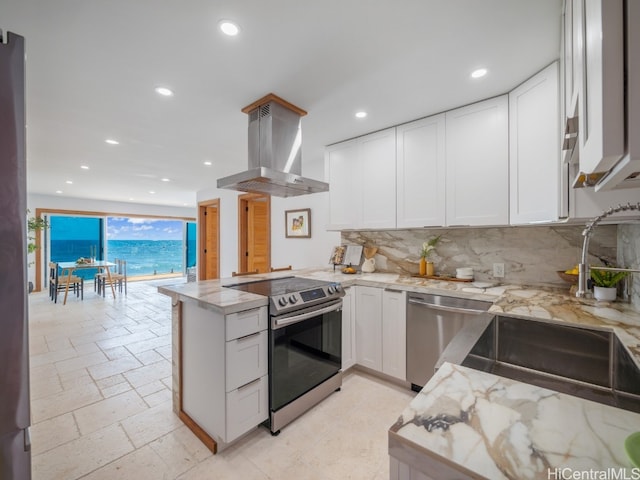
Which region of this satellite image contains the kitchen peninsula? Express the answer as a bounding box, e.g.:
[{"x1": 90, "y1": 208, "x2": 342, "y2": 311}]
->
[{"x1": 158, "y1": 268, "x2": 640, "y2": 475}]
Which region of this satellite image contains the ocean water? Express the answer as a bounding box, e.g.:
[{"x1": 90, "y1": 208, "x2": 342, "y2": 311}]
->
[{"x1": 51, "y1": 239, "x2": 184, "y2": 278}]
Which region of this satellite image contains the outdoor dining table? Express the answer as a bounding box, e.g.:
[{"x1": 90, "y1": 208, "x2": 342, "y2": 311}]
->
[{"x1": 57, "y1": 260, "x2": 117, "y2": 305}]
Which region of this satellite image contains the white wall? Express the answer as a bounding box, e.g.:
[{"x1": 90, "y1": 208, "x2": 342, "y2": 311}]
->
[{"x1": 196, "y1": 188, "x2": 340, "y2": 278}]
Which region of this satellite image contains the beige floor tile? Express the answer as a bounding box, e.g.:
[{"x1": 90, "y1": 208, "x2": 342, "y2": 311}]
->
[
  {"x1": 87, "y1": 354, "x2": 143, "y2": 380},
  {"x1": 125, "y1": 335, "x2": 170, "y2": 355},
  {"x1": 148, "y1": 426, "x2": 213, "y2": 478},
  {"x1": 32, "y1": 423, "x2": 135, "y2": 480},
  {"x1": 74, "y1": 389, "x2": 148, "y2": 435},
  {"x1": 123, "y1": 359, "x2": 172, "y2": 388},
  {"x1": 58, "y1": 368, "x2": 95, "y2": 390},
  {"x1": 120, "y1": 400, "x2": 183, "y2": 448},
  {"x1": 100, "y1": 381, "x2": 133, "y2": 398},
  {"x1": 54, "y1": 351, "x2": 108, "y2": 375},
  {"x1": 143, "y1": 388, "x2": 172, "y2": 408},
  {"x1": 30, "y1": 372, "x2": 63, "y2": 401},
  {"x1": 176, "y1": 451, "x2": 269, "y2": 480},
  {"x1": 31, "y1": 382, "x2": 103, "y2": 423},
  {"x1": 132, "y1": 348, "x2": 166, "y2": 365},
  {"x1": 94, "y1": 373, "x2": 127, "y2": 389},
  {"x1": 96, "y1": 329, "x2": 158, "y2": 351},
  {"x1": 135, "y1": 379, "x2": 165, "y2": 397},
  {"x1": 30, "y1": 413, "x2": 79, "y2": 456},
  {"x1": 81, "y1": 445, "x2": 168, "y2": 480}
]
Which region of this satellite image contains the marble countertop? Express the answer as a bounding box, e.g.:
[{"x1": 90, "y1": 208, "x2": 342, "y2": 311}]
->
[
  {"x1": 158, "y1": 267, "x2": 640, "y2": 363},
  {"x1": 390, "y1": 362, "x2": 640, "y2": 478}
]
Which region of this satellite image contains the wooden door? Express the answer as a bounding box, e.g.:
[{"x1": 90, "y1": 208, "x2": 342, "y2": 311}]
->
[
  {"x1": 198, "y1": 199, "x2": 219, "y2": 280},
  {"x1": 238, "y1": 194, "x2": 270, "y2": 273}
]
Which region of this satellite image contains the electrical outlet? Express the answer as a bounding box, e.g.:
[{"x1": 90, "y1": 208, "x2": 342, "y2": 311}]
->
[{"x1": 493, "y1": 263, "x2": 505, "y2": 278}]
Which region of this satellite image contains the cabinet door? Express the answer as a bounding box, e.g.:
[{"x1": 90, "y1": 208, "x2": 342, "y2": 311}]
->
[
  {"x1": 445, "y1": 96, "x2": 509, "y2": 226},
  {"x1": 382, "y1": 289, "x2": 406, "y2": 380},
  {"x1": 509, "y1": 62, "x2": 561, "y2": 224},
  {"x1": 360, "y1": 128, "x2": 397, "y2": 229},
  {"x1": 577, "y1": 0, "x2": 624, "y2": 174},
  {"x1": 396, "y1": 115, "x2": 446, "y2": 228},
  {"x1": 341, "y1": 286, "x2": 356, "y2": 371},
  {"x1": 354, "y1": 286, "x2": 382, "y2": 371},
  {"x1": 225, "y1": 375, "x2": 268, "y2": 442},
  {"x1": 326, "y1": 139, "x2": 361, "y2": 230}
]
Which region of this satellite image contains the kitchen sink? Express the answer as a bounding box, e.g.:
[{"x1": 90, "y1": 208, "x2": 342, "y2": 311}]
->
[{"x1": 441, "y1": 315, "x2": 640, "y2": 413}]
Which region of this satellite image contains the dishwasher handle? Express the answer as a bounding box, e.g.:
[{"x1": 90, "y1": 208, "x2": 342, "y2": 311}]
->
[{"x1": 408, "y1": 297, "x2": 490, "y2": 315}]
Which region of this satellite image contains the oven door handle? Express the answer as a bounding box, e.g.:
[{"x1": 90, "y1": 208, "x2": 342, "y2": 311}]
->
[{"x1": 273, "y1": 300, "x2": 342, "y2": 329}]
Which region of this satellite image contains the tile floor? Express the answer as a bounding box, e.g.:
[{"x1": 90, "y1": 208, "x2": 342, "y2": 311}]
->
[{"x1": 28, "y1": 279, "x2": 415, "y2": 479}]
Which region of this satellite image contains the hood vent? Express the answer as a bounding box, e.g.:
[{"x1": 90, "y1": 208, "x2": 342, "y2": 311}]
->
[{"x1": 217, "y1": 94, "x2": 329, "y2": 197}]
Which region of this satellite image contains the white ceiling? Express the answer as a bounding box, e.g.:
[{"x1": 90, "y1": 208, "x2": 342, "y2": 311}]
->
[{"x1": 3, "y1": 0, "x2": 562, "y2": 207}]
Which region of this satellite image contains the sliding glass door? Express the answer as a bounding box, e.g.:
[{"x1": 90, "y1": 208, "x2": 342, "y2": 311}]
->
[{"x1": 49, "y1": 216, "x2": 103, "y2": 280}]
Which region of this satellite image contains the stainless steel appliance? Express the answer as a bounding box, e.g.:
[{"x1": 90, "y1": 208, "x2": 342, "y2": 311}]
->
[
  {"x1": 406, "y1": 292, "x2": 491, "y2": 392},
  {"x1": 0, "y1": 30, "x2": 32, "y2": 479},
  {"x1": 224, "y1": 276, "x2": 343, "y2": 434},
  {"x1": 217, "y1": 94, "x2": 330, "y2": 197}
]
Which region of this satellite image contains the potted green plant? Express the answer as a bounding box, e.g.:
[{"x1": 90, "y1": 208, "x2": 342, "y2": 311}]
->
[
  {"x1": 27, "y1": 211, "x2": 49, "y2": 292},
  {"x1": 590, "y1": 268, "x2": 629, "y2": 301},
  {"x1": 419, "y1": 235, "x2": 441, "y2": 276}
]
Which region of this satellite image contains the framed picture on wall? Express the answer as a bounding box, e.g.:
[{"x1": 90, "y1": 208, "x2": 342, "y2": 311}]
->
[{"x1": 285, "y1": 208, "x2": 311, "y2": 238}]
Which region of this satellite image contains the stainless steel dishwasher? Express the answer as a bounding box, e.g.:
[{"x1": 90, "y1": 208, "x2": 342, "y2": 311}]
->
[{"x1": 406, "y1": 292, "x2": 492, "y2": 391}]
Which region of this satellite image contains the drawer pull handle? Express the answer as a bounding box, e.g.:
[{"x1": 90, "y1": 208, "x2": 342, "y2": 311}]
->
[
  {"x1": 237, "y1": 378, "x2": 261, "y2": 391},
  {"x1": 236, "y1": 331, "x2": 261, "y2": 342}
]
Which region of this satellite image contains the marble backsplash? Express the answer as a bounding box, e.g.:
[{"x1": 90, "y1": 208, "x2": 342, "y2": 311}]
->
[{"x1": 341, "y1": 225, "x2": 619, "y2": 288}]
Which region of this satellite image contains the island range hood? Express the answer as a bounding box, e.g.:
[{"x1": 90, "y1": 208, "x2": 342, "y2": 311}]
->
[{"x1": 217, "y1": 94, "x2": 329, "y2": 197}]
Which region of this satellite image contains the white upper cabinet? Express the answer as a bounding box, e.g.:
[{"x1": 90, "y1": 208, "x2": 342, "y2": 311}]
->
[
  {"x1": 396, "y1": 114, "x2": 446, "y2": 228},
  {"x1": 359, "y1": 128, "x2": 397, "y2": 229},
  {"x1": 325, "y1": 128, "x2": 396, "y2": 230},
  {"x1": 509, "y1": 62, "x2": 561, "y2": 225},
  {"x1": 574, "y1": 0, "x2": 625, "y2": 175},
  {"x1": 326, "y1": 138, "x2": 361, "y2": 230},
  {"x1": 445, "y1": 96, "x2": 509, "y2": 226}
]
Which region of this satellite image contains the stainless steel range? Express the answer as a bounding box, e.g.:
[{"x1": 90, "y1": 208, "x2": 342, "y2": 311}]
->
[{"x1": 224, "y1": 276, "x2": 344, "y2": 435}]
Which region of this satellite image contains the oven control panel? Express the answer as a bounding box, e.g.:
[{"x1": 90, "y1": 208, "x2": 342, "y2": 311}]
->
[{"x1": 270, "y1": 282, "x2": 343, "y2": 314}]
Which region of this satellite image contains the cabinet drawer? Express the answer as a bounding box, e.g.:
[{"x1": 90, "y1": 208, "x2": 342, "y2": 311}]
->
[
  {"x1": 225, "y1": 306, "x2": 268, "y2": 341},
  {"x1": 225, "y1": 330, "x2": 268, "y2": 392},
  {"x1": 225, "y1": 375, "x2": 268, "y2": 442}
]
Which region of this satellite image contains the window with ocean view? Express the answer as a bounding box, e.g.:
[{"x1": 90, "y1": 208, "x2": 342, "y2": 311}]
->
[
  {"x1": 48, "y1": 214, "x2": 194, "y2": 281},
  {"x1": 107, "y1": 217, "x2": 183, "y2": 276}
]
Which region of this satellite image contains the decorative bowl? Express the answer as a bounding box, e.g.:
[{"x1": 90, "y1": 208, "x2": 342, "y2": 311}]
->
[{"x1": 557, "y1": 270, "x2": 579, "y2": 284}]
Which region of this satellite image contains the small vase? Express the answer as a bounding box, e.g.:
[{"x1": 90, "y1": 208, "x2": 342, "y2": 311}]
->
[
  {"x1": 426, "y1": 261, "x2": 434, "y2": 277},
  {"x1": 419, "y1": 257, "x2": 426, "y2": 276},
  {"x1": 593, "y1": 286, "x2": 617, "y2": 301}
]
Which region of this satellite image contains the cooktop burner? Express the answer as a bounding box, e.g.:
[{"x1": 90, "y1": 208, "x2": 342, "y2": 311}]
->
[{"x1": 224, "y1": 276, "x2": 344, "y2": 315}]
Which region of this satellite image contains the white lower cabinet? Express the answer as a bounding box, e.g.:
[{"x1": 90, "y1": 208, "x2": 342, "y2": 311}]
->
[
  {"x1": 354, "y1": 286, "x2": 407, "y2": 381},
  {"x1": 355, "y1": 286, "x2": 383, "y2": 371},
  {"x1": 382, "y1": 289, "x2": 407, "y2": 380},
  {"x1": 181, "y1": 302, "x2": 268, "y2": 446},
  {"x1": 341, "y1": 286, "x2": 356, "y2": 371}
]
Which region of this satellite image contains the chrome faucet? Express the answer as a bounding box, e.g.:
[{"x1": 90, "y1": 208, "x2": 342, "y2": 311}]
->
[{"x1": 576, "y1": 202, "x2": 640, "y2": 298}]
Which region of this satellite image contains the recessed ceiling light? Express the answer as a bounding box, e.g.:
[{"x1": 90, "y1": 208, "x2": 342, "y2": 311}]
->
[
  {"x1": 219, "y1": 20, "x2": 240, "y2": 36},
  {"x1": 355, "y1": 111, "x2": 367, "y2": 119},
  {"x1": 65, "y1": 180, "x2": 73, "y2": 184},
  {"x1": 149, "y1": 191, "x2": 156, "y2": 194},
  {"x1": 161, "y1": 178, "x2": 170, "y2": 182},
  {"x1": 56, "y1": 190, "x2": 63, "y2": 194},
  {"x1": 203, "y1": 161, "x2": 212, "y2": 166},
  {"x1": 471, "y1": 68, "x2": 488, "y2": 79},
  {"x1": 105, "y1": 139, "x2": 119, "y2": 145},
  {"x1": 155, "y1": 86, "x2": 174, "y2": 97},
  {"x1": 80, "y1": 165, "x2": 89, "y2": 170}
]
